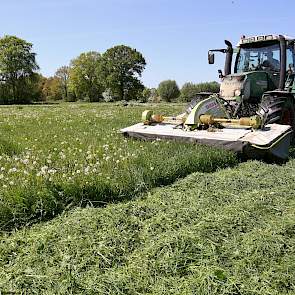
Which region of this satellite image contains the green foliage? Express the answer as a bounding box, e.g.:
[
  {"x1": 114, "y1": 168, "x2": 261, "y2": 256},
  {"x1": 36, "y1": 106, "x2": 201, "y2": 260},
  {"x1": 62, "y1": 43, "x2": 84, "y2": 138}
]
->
[
  {"x1": 179, "y1": 82, "x2": 200, "y2": 102},
  {"x1": 179, "y1": 81, "x2": 220, "y2": 102},
  {"x1": 158, "y1": 80, "x2": 180, "y2": 102},
  {"x1": 0, "y1": 103, "x2": 236, "y2": 231},
  {"x1": 138, "y1": 87, "x2": 151, "y2": 103},
  {"x1": 55, "y1": 66, "x2": 70, "y2": 100},
  {"x1": 1, "y1": 160, "x2": 295, "y2": 294},
  {"x1": 149, "y1": 88, "x2": 160, "y2": 102},
  {"x1": 69, "y1": 51, "x2": 104, "y2": 102},
  {"x1": 41, "y1": 76, "x2": 63, "y2": 101},
  {"x1": 100, "y1": 45, "x2": 146, "y2": 101},
  {"x1": 0, "y1": 35, "x2": 39, "y2": 103}
]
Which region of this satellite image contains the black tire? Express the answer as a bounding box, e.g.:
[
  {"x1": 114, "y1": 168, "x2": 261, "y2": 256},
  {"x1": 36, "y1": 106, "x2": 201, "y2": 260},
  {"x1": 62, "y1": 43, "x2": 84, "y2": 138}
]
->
[{"x1": 257, "y1": 94, "x2": 295, "y2": 143}]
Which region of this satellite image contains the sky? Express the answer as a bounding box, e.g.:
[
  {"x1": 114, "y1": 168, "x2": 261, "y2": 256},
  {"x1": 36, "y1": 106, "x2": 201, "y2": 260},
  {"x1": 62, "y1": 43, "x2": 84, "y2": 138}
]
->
[{"x1": 0, "y1": 0, "x2": 294, "y2": 88}]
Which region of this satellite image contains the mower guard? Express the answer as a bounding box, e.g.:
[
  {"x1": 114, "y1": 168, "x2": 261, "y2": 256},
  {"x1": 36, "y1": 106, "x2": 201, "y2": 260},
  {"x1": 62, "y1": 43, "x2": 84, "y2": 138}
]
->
[{"x1": 121, "y1": 123, "x2": 292, "y2": 160}]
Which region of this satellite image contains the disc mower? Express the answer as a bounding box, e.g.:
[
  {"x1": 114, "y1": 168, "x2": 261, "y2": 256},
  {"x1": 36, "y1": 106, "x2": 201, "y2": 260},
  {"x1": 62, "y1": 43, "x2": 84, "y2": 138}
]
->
[{"x1": 122, "y1": 34, "x2": 295, "y2": 160}]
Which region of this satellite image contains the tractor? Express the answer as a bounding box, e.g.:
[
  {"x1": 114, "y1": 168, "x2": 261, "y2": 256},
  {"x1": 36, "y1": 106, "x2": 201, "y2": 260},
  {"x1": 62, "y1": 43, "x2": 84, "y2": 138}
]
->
[
  {"x1": 122, "y1": 35, "x2": 295, "y2": 160},
  {"x1": 207, "y1": 34, "x2": 295, "y2": 136}
]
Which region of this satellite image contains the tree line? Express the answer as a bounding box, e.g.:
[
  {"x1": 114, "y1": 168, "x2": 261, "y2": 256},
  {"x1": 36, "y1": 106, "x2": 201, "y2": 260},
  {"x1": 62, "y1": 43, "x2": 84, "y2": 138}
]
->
[{"x1": 0, "y1": 35, "x2": 219, "y2": 104}]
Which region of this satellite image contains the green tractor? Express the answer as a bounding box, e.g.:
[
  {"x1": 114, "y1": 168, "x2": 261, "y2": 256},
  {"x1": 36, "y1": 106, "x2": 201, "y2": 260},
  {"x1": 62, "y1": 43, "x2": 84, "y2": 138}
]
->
[
  {"x1": 207, "y1": 34, "x2": 295, "y2": 136},
  {"x1": 122, "y1": 34, "x2": 295, "y2": 160}
]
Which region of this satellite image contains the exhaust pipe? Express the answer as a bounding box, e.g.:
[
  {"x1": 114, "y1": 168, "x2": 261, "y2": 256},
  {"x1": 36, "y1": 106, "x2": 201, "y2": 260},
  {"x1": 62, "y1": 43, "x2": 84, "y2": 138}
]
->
[
  {"x1": 279, "y1": 35, "x2": 286, "y2": 90},
  {"x1": 224, "y1": 40, "x2": 233, "y2": 76}
]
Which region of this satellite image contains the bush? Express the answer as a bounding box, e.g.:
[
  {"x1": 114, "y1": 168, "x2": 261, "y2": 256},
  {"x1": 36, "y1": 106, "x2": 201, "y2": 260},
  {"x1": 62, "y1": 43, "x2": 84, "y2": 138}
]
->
[
  {"x1": 158, "y1": 80, "x2": 180, "y2": 102},
  {"x1": 139, "y1": 88, "x2": 151, "y2": 103},
  {"x1": 179, "y1": 81, "x2": 220, "y2": 102}
]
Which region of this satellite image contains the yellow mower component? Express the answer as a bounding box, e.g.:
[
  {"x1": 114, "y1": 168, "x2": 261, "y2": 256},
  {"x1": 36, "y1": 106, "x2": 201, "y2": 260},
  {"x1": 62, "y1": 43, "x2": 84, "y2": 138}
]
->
[
  {"x1": 199, "y1": 114, "x2": 262, "y2": 129},
  {"x1": 142, "y1": 110, "x2": 186, "y2": 125}
]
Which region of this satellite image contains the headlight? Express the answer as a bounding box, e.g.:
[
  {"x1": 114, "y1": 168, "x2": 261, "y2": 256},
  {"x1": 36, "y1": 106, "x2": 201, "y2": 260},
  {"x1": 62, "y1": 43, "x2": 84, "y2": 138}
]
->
[{"x1": 235, "y1": 89, "x2": 241, "y2": 96}]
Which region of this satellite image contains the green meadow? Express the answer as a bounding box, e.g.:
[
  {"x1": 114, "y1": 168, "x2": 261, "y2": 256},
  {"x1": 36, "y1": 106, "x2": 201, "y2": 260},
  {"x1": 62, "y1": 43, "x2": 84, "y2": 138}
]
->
[{"x1": 0, "y1": 103, "x2": 294, "y2": 294}]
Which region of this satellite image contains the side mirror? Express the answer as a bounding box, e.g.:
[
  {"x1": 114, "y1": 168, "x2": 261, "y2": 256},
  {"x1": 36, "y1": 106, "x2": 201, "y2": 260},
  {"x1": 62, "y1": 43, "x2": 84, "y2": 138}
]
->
[{"x1": 208, "y1": 52, "x2": 215, "y2": 64}]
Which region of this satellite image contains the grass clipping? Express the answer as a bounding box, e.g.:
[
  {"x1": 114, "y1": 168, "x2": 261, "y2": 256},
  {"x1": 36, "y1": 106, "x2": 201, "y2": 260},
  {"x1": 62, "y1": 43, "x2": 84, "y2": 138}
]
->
[{"x1": 1, "y1": 160, "x2": 295, "y2": 294}]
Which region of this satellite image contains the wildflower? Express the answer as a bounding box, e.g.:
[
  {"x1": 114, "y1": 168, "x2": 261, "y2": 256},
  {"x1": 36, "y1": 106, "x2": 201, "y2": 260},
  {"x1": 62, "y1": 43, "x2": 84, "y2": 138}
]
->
[{"x1": 22, "y1": 159, "x2": 29, "y2": 165}]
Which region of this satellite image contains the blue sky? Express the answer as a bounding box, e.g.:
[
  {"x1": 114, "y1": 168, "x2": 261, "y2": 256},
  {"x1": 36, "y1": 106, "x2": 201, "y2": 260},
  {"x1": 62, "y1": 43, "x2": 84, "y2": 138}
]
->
[{"x1": 1, "y1": 0, "x2": 294, "y2": 87}]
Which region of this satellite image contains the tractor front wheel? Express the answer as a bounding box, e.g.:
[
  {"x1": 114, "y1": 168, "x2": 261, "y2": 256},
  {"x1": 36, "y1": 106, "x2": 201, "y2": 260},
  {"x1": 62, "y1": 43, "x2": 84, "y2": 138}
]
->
[{"x1": 257, "y1": 94, "x2": 295, "y2": 143}]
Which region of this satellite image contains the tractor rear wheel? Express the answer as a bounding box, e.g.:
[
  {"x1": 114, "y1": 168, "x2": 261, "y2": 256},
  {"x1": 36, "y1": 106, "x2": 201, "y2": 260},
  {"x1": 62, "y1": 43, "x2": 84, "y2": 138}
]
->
[{"x1": 257, "y1": 94, "x2": 295, "y2": 143}]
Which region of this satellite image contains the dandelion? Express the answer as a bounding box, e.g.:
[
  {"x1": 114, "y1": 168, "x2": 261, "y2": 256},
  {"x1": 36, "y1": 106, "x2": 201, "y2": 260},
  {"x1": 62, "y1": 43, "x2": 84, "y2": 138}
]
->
[{"x1": 8, "y1": 167, "x2": 17, "y2": 173}]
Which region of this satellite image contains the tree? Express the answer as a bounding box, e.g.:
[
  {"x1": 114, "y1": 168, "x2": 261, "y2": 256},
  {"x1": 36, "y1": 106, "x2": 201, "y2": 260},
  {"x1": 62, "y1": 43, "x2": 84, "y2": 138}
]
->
[
  {"x1": 55, "y1": 66, "x2": 70, "y2": 99},
  {"x1": 69, "y1": 51, "x2": 103, "y2": 102},
  {"x1": 100, "y1": 45, "x2": 146, "y2": 101},
  {"x1": 179, "y1": 82, "x2": 199, "y2": 102},
  {"x1": 157, "y1": 80, "x2": 180, "y2": 102},
  {"x1": 0, "y1": 35, "x2": 39, "y2": 103},
  {"x1": 179, "y1": 81, "x2": 220, "y2": 102},
  {"x1": 194, "y1": 81, "x2": 220, "y2": 93},
  {"x1": 42, "y1": 77, "x2": 63, "y2": 101},
  {"x1": 140, "y1": 87, "x2": 152, "y2": 103}
]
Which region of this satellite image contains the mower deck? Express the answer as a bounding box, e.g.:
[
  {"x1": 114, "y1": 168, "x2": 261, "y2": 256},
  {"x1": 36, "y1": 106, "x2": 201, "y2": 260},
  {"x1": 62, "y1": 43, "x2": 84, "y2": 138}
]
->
[{"x1": 121, "y1": 123, "x2": 292, "y2": 160}]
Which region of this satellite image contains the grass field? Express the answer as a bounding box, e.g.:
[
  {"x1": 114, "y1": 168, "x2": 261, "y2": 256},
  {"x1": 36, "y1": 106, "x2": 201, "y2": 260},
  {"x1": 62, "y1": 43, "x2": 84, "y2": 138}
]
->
[
  {"x1": 0, "y1": 103, "x2": 295, "y2": 294},
  {"x1": 0, "y1": 103, "x2": 237, "y2": 230}
]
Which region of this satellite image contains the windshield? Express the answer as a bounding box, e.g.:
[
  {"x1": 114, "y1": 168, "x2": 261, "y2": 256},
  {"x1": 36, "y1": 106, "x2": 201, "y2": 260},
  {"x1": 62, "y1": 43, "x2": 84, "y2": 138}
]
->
[{"x1": 236, "y1": 44, "x2": 280, "y2": 73}]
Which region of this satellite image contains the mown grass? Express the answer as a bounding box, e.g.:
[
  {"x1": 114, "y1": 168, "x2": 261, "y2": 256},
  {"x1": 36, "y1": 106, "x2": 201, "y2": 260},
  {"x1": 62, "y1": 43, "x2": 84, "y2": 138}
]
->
[
  {"x1": 1, "y1": 159, "x2": 295, "y2": 294},
  {"x1": 0, "y1": 103, "x2": 237, "y2": 230}
]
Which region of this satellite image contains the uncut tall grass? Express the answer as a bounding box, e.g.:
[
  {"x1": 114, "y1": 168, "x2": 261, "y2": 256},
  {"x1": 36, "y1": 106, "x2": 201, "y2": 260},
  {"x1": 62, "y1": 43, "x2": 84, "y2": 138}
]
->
[{"x1": 0, "y1": 103, "x2": 237, "y2": 230}]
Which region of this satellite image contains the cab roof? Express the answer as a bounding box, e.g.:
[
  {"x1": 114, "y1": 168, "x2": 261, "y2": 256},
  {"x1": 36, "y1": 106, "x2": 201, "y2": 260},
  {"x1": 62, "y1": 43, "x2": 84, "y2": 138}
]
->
[{"x1": 237, "y1": 34, "x2": 295, "y2": 47}]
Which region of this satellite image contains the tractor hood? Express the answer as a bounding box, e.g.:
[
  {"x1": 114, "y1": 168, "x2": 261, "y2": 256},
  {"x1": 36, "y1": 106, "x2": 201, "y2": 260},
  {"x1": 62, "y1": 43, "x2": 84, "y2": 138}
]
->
[
  {"x1": 220, "y1": 72, "x2": 270, "y2": 101},
  {"x1": 220, "y1": 74, "x2": 245, "y2": 100}
]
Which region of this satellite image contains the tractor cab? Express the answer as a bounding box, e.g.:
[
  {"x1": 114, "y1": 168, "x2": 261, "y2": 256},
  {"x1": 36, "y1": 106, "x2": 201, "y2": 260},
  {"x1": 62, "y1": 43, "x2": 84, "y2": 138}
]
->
[{"x1": 208, "y1": 35, "x2": 295, "y2": 104}]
